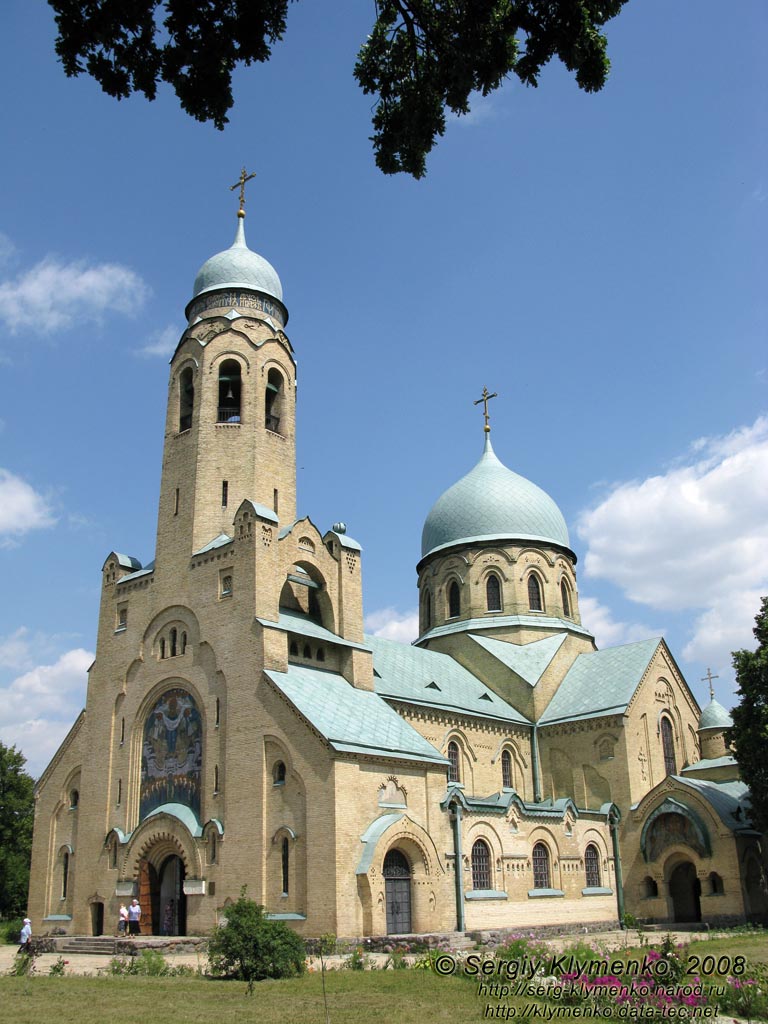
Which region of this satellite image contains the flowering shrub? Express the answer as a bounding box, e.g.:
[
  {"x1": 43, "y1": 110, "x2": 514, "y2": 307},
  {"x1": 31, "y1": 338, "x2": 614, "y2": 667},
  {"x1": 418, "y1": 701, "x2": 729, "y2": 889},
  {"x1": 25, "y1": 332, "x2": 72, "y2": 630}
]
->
[
  {"x1": 718, "y1": 965, "x2": 768, "y2": 1022},
  {"x1": 48, "y1": 956, "x2": 69, "y2": 976}
]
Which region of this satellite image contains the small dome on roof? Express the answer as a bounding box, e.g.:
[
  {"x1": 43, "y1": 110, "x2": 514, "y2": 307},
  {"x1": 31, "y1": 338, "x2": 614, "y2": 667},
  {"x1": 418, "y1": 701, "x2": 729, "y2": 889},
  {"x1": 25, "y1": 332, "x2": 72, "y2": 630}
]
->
[
  {"x1": 192, "y1": 217, "x2": 283, "y2": 303},
  {"x1": 698, "y1": 698, "x2": 733, "y2": 731},
  {"x1": 421, "y1": 435, "x2": 571, "y2": 559}
]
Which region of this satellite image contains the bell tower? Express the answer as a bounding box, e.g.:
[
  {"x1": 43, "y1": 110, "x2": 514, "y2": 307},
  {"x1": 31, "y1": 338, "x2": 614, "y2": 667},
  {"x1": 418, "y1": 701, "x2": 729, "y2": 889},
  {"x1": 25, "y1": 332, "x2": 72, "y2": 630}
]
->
[{"x1": 155, "y1": 176, "x2": 297, "y2": 568}]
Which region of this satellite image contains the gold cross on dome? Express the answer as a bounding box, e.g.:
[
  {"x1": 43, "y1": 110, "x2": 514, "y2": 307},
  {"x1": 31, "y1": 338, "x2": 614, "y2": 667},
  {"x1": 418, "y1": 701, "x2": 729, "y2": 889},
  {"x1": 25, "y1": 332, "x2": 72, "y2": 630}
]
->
[
  {"x1": 230, "y1": 167, "x2": 256, "y2": 217},
  {"x1": 473, "y1": 386, "x2": 498, "y2": 433},
  {"x1": 701, "y1": 667, "x2": 719, "y2": 700}
]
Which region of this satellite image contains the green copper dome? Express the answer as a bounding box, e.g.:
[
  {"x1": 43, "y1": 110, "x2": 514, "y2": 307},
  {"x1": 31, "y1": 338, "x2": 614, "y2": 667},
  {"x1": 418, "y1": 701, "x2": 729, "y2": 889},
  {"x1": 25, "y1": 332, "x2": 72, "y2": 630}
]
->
[
  {"x1": 192, "y1": 217, "x2": 283, "y2": 303},
  {"x1": 421, "y1": 436, "x2": 571, "y2": 559},
  {"x1": 698, "y1": 698, "x2": 733, "y2": 731}
]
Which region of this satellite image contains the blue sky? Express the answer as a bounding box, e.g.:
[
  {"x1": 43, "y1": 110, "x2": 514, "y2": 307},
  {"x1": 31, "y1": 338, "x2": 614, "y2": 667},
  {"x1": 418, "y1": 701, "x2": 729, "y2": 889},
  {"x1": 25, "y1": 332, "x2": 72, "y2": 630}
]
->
[{"x1": 0, "y1": 0, "x2": 766, "y2": 777}]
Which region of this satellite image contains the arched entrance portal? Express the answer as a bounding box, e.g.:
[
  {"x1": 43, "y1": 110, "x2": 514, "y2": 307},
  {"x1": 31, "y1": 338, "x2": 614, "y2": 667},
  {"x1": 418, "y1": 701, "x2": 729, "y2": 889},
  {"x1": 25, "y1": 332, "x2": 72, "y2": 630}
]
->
[
  {"x1": 383, "y1": 849, "x2": 411, "y2": 934},
  {"x1": 138, "y1": 855, "x2": 187, "y2": 934},
  {"x1": 669, "y1": 861, "x2": 701, "y2": 923}
]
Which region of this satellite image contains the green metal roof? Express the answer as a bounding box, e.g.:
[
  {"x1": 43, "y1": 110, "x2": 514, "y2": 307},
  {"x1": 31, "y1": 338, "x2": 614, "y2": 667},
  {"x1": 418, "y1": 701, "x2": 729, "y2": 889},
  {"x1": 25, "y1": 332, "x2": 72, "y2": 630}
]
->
[
  {"x1": 469, "y1": 632, "x2": 568, "y2": 687},
  {"x1": 192, "y1": 533, "x2": 233, "y2": 556},
  {"x1": 538, "y1": 637, "x2": 662, "y2": 725},
  {"x1": 146, "y1": 802, "x2": 203, "y2": 837},
  {"x1": 682, "y1": 755, "x2": 737, "y2": 772},
  {"x1": 259, "y1": 609, "x2": 371, "y2": 651},
  {"x1": 421, "y1": 436, "x2": 571, "y2": 559},
  {"x1": 698, "y1": 698, "x2": 733, "y2": 731},
  {"x1": 672, "y1": 777, "x2": 753, "y2": 832},
  {"x1": 265, "y1": 664, "x2": 449, "y2": 765},
  {"x1": 418, "y1": 613, "x2": 594, "y2": 643},
  {"x1": 367, "y1": 634, "x2": 530, "y2": 725},
  {"x1": 192, "y1": 217, "x2": 283, "y2": 303}
]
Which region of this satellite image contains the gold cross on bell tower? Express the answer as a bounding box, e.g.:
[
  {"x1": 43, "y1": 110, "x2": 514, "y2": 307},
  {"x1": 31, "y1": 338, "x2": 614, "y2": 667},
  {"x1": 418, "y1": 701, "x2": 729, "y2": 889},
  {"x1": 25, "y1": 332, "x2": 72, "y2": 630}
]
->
[
  {"x1": 701, "y1": 667, "x2": 719, "y2": 700},
  {"x1": 230, "y1": 167, "x2": 256, "y2": 218},
  {"x1": 473, "y1": 386, "x2": 498, "y2": 433}
]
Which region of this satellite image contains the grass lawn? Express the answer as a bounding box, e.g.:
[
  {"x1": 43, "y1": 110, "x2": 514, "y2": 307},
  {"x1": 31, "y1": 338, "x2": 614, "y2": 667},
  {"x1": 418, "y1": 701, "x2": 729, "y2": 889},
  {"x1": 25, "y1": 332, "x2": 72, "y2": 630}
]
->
[
  {"x1": 1, "y1": 933, "x2": 766, "y2": 1023},
  {"x1": 0, "y1": 970, "x2": 478, "y2": 1024}
]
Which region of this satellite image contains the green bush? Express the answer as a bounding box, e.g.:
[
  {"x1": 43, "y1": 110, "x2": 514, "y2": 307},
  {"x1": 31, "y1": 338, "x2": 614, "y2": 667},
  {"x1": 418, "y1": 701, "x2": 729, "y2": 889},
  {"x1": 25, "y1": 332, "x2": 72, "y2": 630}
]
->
[
  {"x1": 207, "y1": 891, "x2": 306, "y2": 993},
  {"x1": 1, "y1": 918, "x2": 23, "y2": 944}
]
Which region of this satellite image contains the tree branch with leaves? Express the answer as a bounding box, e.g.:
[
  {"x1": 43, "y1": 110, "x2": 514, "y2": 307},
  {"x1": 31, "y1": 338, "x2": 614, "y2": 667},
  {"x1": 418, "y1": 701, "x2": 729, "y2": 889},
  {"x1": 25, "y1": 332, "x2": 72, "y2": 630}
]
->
[{"x1": 48, "y1": 0, "x2": 628, "y2": 177}]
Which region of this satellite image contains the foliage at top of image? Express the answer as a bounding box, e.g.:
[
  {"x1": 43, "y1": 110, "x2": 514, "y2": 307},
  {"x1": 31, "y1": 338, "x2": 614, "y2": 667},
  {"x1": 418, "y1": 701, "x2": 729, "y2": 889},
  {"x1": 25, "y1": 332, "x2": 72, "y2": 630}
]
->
[
  {"x1": 0, "y1": 742, "x2": 35, "y2": 919},
  {"x1": 728, "y1": 596, "x2": 768, "y2": 833},
  {"x1": 47, "y1": 0, "x2": 629, "y2": 177},
  {"x1": 207, "y1": 890, "x2": 306, "y2": 993}
]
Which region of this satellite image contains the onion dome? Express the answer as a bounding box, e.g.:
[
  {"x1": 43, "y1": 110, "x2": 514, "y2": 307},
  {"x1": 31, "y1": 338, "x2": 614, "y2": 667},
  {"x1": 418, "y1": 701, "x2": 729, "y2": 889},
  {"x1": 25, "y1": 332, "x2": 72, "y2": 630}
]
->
[
  {"x1": 698, "y1": 697, "x2": 733, "y2": 731},
  {"x1": 192, "y1": 217, "x2": 283, "y2": 303},
  {"x1": 421, "y1": 435, "x2": 571, "y2": 560}
]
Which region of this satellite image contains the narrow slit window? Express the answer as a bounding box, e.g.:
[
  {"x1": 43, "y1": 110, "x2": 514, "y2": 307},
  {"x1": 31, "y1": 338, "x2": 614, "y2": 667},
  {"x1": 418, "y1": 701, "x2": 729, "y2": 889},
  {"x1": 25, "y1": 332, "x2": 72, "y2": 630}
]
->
[
  {"x1": 281, "y1": 836, "x2": 290, "y2": 895},
  {"x1": 486, "y1": 574, "x2": 502, "y2": 611},
  {"x1": 501, "y1": 750, "x2": 513, "y2": 789},
  {"x1": 561, "y1": 579, "x2": 571, "y2": 617},
  {"x1": 448, "y1": 581, "x2": 460, "y2": 618},
  {"x1": 222, "y1": 480, "x2": 228, "y2": 507},
  {"x1": 447, "y1": 740, "x2": 460, "y2": 783}
]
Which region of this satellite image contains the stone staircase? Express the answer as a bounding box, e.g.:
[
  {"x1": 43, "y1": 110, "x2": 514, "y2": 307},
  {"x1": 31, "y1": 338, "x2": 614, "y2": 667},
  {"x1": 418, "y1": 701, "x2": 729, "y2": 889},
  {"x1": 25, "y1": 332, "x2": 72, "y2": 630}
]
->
[{"x1": 57, "y1": 936, "x2": 117, "y2": 956}]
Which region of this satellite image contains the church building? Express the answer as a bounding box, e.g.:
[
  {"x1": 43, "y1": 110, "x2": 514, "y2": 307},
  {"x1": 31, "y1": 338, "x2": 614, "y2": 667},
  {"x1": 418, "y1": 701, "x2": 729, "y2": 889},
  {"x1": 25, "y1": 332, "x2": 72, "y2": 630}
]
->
[{"x1": 28, "y1": 187, "x2": 767, "y2": 939}]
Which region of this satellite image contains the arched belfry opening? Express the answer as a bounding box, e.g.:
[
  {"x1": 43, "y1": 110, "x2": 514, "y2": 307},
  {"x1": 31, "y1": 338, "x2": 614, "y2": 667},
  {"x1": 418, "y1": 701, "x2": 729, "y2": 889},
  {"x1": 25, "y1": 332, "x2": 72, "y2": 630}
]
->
[
  {"x1": 179, "y1": 367, "x2": 194, "y2": 431},
  {"x1": 265, "y1": 368, "x2": 284, "y2": 433},
  {"x1": 218, "y1": 359, "x2": 242, "y2": 422}
]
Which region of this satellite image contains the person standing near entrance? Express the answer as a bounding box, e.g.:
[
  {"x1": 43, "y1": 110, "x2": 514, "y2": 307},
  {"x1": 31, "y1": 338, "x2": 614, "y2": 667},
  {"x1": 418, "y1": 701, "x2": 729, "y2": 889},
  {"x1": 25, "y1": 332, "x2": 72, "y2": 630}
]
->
[
  {"x1": 18, "y1": 918, "x2": 32, "y2": 954},
  {"x1": 162, "y1": 899, "x2": 174, "y2": 936},
  {"x1": 127, "y1": 898, "x2": 141, "y2": 935},
  {"x1": 117, "y1": 903, "x2": 129, "y2": 936}
]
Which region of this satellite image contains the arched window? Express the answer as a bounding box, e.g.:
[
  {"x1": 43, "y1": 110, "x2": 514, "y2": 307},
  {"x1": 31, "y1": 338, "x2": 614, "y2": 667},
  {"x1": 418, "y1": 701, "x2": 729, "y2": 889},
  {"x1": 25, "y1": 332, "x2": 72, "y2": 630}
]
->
[
  {"x1": 471, "y1": 839, "x2": 492, "y2": 890},
  {"x1": 170, "y1": 628, "x2": 177, "y2": 658},
  {"x1": 486, "y1": 574, "x2": 502, "y2": 612},
  {"x1": 120, "y1": 717, "x2": 125, "y2": 744},
  {"x1": 180, "y1": 632, "x2": 187, "y2": 655},
  {"x1": 316, "y1": 647, "x2": 325, "y2": 662},
  {"x1": 532, "y1": 842, "x2": 550, "y2": 889},
  {"x1": 218, "y1": 359, "x2": 242, "y2": 422},
  {"x1": 448, "y1": 581, "x2": 461, "y2": 618},
  {"x1": 528, "y1": 574, "x2": 543, "y2": 612},
  {"x1": 265, "y1": 368, "x2": 284, "y2": 432},
  {"x1": 709, "y1": 872, "x2": 724, "y2": 895},
  {"x1": 560, "y1": 579, "x2": 571, "y2": 617},
  {"x1": 281, "y1": 836, "x2": 290, "y2": 895},
  {"x1": 303, "y1": 644, "x2": 312, "y2": 659},
  {"x1": 423, "y1": 590, "x2": 432, "y2": 630},
  {"x1": 643, "y1": 876, "x2": 659, "y2": 898},
  {"x1": 215, "y1": 697, "x2": 220, "y2": 727},
  {"x1": 447, "y1": 741, "x2": 460, "y2": 783},
  {"x1": 273, "y1": 761, "x2": 286, "y2": 785},
  {"x1": 179, "y1": 367, "x2": 194, "y2": 431},
  {"x1": 61, "y1": 850, "x2": 70, "y2": 898},
  {"x1": 661, "y1": 717, "x2": 676, "y2": 775},
  {"x1": 209, "y1": 832, "x2": 217, "y2": 864},
  {"x1": 160, "y1": 637, "x2": 166, "y2": 659},
  {"x1": 289, "y1": 640, "x2": 299, "y2": 657},
  {"x1": 69, "y1": 789, "x2": 79, "y2": 809},
  {"x1": 501, "y1": 750, "x2": 513, "y2": 789},
  {"x1": 584, "y1": 844, "x2": 601, "y2": 888}
]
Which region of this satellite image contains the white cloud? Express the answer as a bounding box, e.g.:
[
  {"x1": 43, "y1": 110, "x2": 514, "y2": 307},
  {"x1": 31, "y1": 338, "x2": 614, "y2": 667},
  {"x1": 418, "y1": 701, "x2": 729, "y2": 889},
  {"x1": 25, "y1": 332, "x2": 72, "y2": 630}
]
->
[
  {"x1": 0, "y1": 256, "x2": 149, "y2": 334},
  {"x1": 0, "y1": 647, "x2": 93, "y2": 778},
  {"x1": 0, "y1": 468, "x2": 56, "y2": 543},
  {"x1": 578, "y1": 416, "x2": 768, "y2": 670},
  {"x1": 0, "y1": 232, "x2": 16, "y2": 268},
  {"x1": 448, "y1": 91, "x2": 497, "y2": 128},
  {"x1": 138, "y1": 324, "x2": 179, "y2": 358},
  {"x1": 365, "y1": 607, "x2": 419, "y2": 643},
  {"x1": 578, "y1": 596, "x2": 662, "y2": 650}
]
